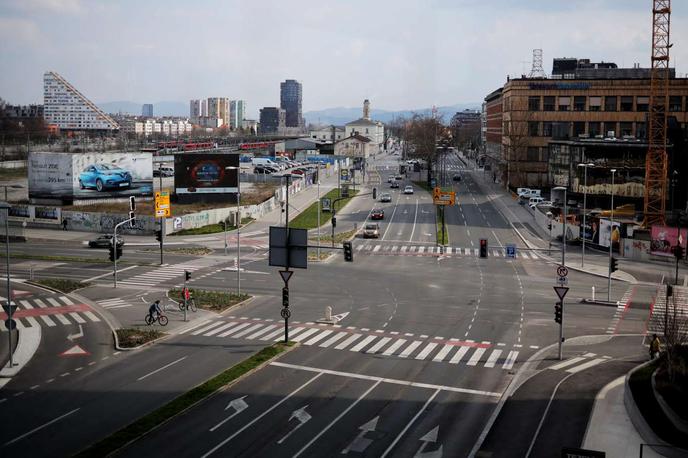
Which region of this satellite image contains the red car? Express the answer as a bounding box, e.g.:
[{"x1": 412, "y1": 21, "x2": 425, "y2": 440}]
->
[{"x1": 371, "y1": 209, "x2": 384, "y2": 220}]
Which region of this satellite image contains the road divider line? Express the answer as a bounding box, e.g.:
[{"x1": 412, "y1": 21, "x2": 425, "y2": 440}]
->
[
  {"x1": 137, "y1": 356, "x2": 187, "y2": 381},
  {"x1": 4, "y1": 408, "x2": 80, "y2": 446},
  {"x1": 82, "y1": 265, "x2": 137, "y2": 283},
  {"x1": 381, "y1": 389, "x2": 441, "y2": 458}
]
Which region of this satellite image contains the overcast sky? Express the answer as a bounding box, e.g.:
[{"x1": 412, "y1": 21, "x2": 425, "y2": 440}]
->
[{"x1": 1, "y1": 0, "x2": 687, "y2": 117}]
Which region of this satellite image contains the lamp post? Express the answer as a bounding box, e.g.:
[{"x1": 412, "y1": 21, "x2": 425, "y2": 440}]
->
[
  {"x1": 577, "y1": 163, "x2": 594, "y2": 267},
  {"x1": 0, "y1": 202, "x2": 14, "y2": 367},
  {"x1": 225, "y1": 166, "x2": 241, "y2": 296},
  {"x1": 608, "y1": 169, "x2": 617, "y2": 302},
  {"x1": 553, "y1": 186, "x2": 567, "y2": 267}
]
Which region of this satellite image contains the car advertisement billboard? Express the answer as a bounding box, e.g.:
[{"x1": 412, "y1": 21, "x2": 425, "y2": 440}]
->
[
  {"x1": 174, "y1": 153, "x2": 239, "y2": 194},
  {"x1": 28, "y1": 152, "x2": 153, "y2": 200}
]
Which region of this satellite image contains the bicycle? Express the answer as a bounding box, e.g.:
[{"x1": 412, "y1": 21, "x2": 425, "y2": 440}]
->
[
  {"x1": 144, "y1": 313, "x2": 169, "y2": 326},
  {"x1": 178, "y1": 297, "x2": 197, "y2": 313}
]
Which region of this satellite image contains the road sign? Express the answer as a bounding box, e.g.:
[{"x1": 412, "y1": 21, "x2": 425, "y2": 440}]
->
[
  {"x1": 281, "y1": 308, "x2": 291, "y2": 319},
  {"x1": 2, "y1": 303, "x2": 18, "y2": 315},
  {"x1": 321, "y1": 197, "x2": 331, "y2": 212},
  {"x1": 4, "y1": 319, "x2": 16, "y2": 331},
  {"x1": 557, "y1": 276, "x2": 568, "y2": 285},
  {"x1": 279, "y1": 270, "x2": 293, "y2": 284},
  {"x1": 156, "y1": 208, "x2": 170, "y2": 217},
  {"x1": 340, "y1": 170, "x2": 350, "y2": 181},
  {"x1": 554, "y1": 286, "x2": 570, "y2": 300},
  {"x1": 155, "y1": 191, "x2": 171, "y2": 217},
  {"x1": 557, "y1": 265, "x2": 569, "y2": 277},
  {"x1": 506, "y1": 244, "x2": 516, "y2": 258},
  {"x1": 432, "y1": 187, "x2": 456, "y2": 206}
]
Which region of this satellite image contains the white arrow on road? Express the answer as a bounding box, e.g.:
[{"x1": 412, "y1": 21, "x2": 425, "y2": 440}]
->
[
  {"x1": 414, "y1": 426, "x2": 442, "y2": 458},
  {"x1": 341, "y1": 416, "x2": 379, "y2": 454},
  {"x1": 331, "y1": 312, "x2": 350, "y2": 322},
  {"x1": 403, "y1": 209, "x2": 408, "y2": 214},
  {"x1": 209, "y1": 396, "x2": 249, "y2": 432},
  {"x1": 67, "y1": 324, "x2": 83, "y2": 341},
  {"x1": 277, "y1": 405, "x2": 311, "y2": 444}
]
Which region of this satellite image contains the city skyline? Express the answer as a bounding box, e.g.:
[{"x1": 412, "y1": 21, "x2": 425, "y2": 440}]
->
[{"x1": 2, "y1": 0, "x2": 688, "y2": 116}]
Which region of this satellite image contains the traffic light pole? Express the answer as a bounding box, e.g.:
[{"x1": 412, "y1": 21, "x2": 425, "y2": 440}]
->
[
  {"x1": 160, "y1": 218, "x2": 164, "y2": 266},
  {"x1": 112, "y1": 217, "x2": 135, "y2": 288},
  {"x1": 558, "y1": 299, "x2": 564, "y2": 360}
]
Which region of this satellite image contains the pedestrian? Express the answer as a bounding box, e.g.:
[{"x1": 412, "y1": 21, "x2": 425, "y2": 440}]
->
[
  {"x1": 650, "y1": 334, "x2": 661, "y2": 360},
  {"x1": 62, "y1": 218, "x2": 68, "y2": 231}
]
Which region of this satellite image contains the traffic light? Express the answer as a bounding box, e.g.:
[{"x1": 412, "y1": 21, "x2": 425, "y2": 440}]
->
[
  {"x1": 155, "y1": 230, "x2": 162, "y2": 242},
  {"x1": 372, "y1": 187, "x2": 377, "y2": 200},
  {"x1": 343, "y1": 241, "x2": 353, "y2": 262},
  {"x1": 479, "y1": 238, "x2": 488, "y2": 258},
  {"x1": 116, "y1": 245, "x2": 123, "y2": 260},
  {"x1": 331, "y1": 216, "x2": 337, "y2": 228},
  {"x1": 554, "y1": 301, "x2": 562, "y2": 324},
  {"x1": 282, "y1": 287, "x2": 289, "y2": 307},
  {"x1": 109, "y1": 244, "x2": 122, "y2": 261},
  {"x1": 610, "y1": 256, "x2": 618, "y2": 273},
  {"x1": 129, "y1": 196, "x2": 136, "y2": 211},
  {"x1": 109, "y1": 245, "x2": 115, "y2": 262},
  {"x1": 129, "y1": 211, "x2": 136, "y2": 228},
  {"x1": 673, "y1": 245, "x2": 685, "y2": 260},
  {"x1": 185, "y1": 270, "x2": 191, "y2": 281}
]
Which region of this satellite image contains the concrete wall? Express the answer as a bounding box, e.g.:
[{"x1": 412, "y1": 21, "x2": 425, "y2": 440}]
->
[{"x1": 0, "y1": 160, "x2": 28, "y2": 169}]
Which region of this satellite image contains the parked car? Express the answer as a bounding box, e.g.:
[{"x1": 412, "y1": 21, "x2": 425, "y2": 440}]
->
[
  {"x1": 380, "y1": 192, "x2": 392, "y2": 202},
  {"x1": 79, "y1": 164, "x2": 132, "y2": 192},
  {"x1": 363, "y1": 223, "x2": 380, "y2": 238},
  {"x1": 88, "y1": 235, "x2": 124, "y2": 248},
  {"x1": 404, "y1": 185, "x2": 414, "y2": 194},
  {"x1": 371, "y1": 209, "x2": 384, "y2": 220},
  {"x1": 254, "y1": 166, "x2": 270, "y2": 174}
]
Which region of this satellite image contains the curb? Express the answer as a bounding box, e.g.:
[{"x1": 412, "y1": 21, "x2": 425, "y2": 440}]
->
[
  {"x1": 651, "y1": 368, "x2": 688, "y2": 436},
  {"x1": 580, "y1": 299, "x2": 622, "y2": 307}
]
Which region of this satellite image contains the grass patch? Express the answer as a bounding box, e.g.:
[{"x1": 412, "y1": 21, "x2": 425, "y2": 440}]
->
[
  {"x1": 413, "y1": 180, "x2": 432, "y2": 193},
  {"x1": 289, "y1": 188, "x2": 359, "y2": 230},
  {"x1": 310, "y1": 229, "x2": 357, "y2": 244},
  {"x1": 308, "y1": 251, "x2": 334, "y2": 261},
  {"x1": 170, "y1": 217, "x2": 253, "y2": 236},
  {"x1": 34, "y1": 278, "x2": 90, "y2": 293},
  {"x1": 116, "y1": 328, "x2": 165, "y2": 348},
  {"x1": 168, "y1": 288, "x2": 250, "y2": 312},
  {"x1": 76, "y1": 342, "x2": 294, "y2": 457},
  {"x1": 436, "y1": 208, "x2": 449, "y2": 245},
  {"x1": 140, "y1": 247, "x2": 213, "y2": 256}
]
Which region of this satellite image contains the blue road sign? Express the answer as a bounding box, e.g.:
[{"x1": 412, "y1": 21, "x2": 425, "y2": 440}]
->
[
  {"x1": 506, "y1": 244, "x2": 516, "y2": 258},
  {"x1": 4, "y1": 319, "x2": 16, "y2": 331}
]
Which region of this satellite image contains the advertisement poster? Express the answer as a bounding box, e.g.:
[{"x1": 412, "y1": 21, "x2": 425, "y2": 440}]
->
[
  {"x1": 598, "y1": 218, "x2": 621, "y2": 248},
  {"x1": 29, "y1": 152, "x2": 153, "y2": 200},
  {"x1": 174, "y1": 153, "x2": 239, "y2": 194},
  {"x1": 650, "y1": 225, "x2": 687, "y2": 256}
]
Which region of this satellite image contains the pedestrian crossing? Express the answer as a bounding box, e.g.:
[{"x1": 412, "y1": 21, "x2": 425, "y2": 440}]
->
[
  {"x1": 0, "y1": 295, "x2": 101, "y2": 330},
  {"x1": 96, "y1": 298, "x2": 134, "y2": 310},
  {"x1": 179, "y1": 318, "x2": 521, "y2": 370},
  {"x1": 547, "y1": 352, "x2": 612, "y2": 374},
  {"x1": 606, "y1": 286, "x2": 634, "y2": 334},
  {"x1": 648, "y1": 284, "x2": 688, "y2": 338},
  {"x1": 115, "y1": 262, "x2": 212, "y2": 288},
  {"x1": 354, "y1": 243, "x2": 540, "y2": 259}
]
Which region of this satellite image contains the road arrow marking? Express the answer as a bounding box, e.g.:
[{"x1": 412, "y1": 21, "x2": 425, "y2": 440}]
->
[
  {"x1": 331, "y1": 312, "x2": 350, "y2": 322},
  {"x1": 67, "y1": 324, "x2": 83, "y2": 341},
  {"x1": 414, "y1": 426, "x2": 442, "y2": 457},
  {"x1": 341, "y1": 416, "x2": 379, "y2": 454},
  {"x1": 209, "y1": 396, "x2": 249, "y2": 432},
  {"x1": 277, "y1": 405, "x2": 311, "y2": 444}
]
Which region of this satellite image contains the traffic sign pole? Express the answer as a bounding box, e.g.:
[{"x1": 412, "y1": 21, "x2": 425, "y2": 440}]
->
[{"x1": 554, "y1": 284, "x2": 569, "y2": 360}]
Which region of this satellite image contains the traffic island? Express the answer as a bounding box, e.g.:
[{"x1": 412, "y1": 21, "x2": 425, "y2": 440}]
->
[
  {"x1": 167, "y1": 288, "x2": 251, "y2": 313},
  {"x1": 33, "y1": 278, "x2": 91, "y2": 293},
  {"x1": 75, "y1": 341, "x2": 297, "y2": 458},
  {"x1": 115, "y1": 328, "x2": 165, "y2": 349}
]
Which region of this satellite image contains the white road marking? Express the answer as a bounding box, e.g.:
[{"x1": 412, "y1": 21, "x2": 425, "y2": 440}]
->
[
  {"x1": 449, "y1": 346, "x2": 470, "y2": 364},
  {"x1": 503, "y1": 351, "x2": 519, "y2": 370},
  {"x1": 334, "y1": 333, "x2": 362, "y2": 350},
  {"x1": 382, "y1": 338, "x2": 407, "y2": 356},
  {"x1": 292, "y1": 328, "x2": 321, "y2": 342},
  {"x1": 415, "y1": 342, "x2": 438, "y2": 360},
  {"x1": 4, "y1": 408, "x2": 80, "y2": 446},
  {"x1": 303, "y1": 330, "x2": 333, "y2": 346},
  {"x1": 484, "y1": 349, "x2": 502, "y2": 368},
  {"x1": 319, "y1": 331, "x2": 348, "y2": 348},
  {"x1": 231, "y1": 323, "x2": 265, "y2": 339},
  {"x1": 366, "y1": 337, "x2": 391, "y2": 354},
  {"x1": 349, "y1": 335, "x2": 377, "y2": 352},
  {"x1": 548, "y1": 356, "x2": 586, "y2": 371},
  {"x1": 398, "y1": 340, "x2": 423, "y2": 358},
  {"x1": 381, "y1": 389, "x2": 441, "y2": 458},
  {"x1": 137, "y1": 356, "x2": 187, "y2": 381},
  {"x1": 409, "y1": 198, "x2": 419, "y2": 242},
  {"x1": 82, "y1": 265, "x2": 137, "y2": 283},
  {"x1": 566, "y1": 358, "x2": 607, "y2": 374},
  {"x1": 246, "y1": 325, "x2": 277, "y2": 340},
  {"x1": 177, "y1": 319, "x2": 212, "y2": 334},
  {"x1": 218, "y1": 322, "x2": 253, "y2": 338},
  {"x1": 192, "y1": 321, "x2": 225, "y2": 336},
  {"x1": 432, "y1": 344, "x2": 454, "y2": 362}
]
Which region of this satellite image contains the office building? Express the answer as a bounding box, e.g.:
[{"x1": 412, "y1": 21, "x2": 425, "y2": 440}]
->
[
  {"x1": 280, "y1": 79, "x2": 303, "y2": 128},
  {"x1": 189, "y1": 99, "x2": 202, "y2": 122},
  {"x1": 259, "y1": 107, "x2": 285, "y2": 134},
  {"x1": 142, "y1": 104, "x2": 153, "y2": 117},
  {"x1": 207, "y1": 97, "x2": 229, "y2": 126},
  {"x1": 230, "y1": 100, "x2": 246, "y2": 130},
  {"x1": 43, "y1": 71, "x2": 119, "y2": 131}
]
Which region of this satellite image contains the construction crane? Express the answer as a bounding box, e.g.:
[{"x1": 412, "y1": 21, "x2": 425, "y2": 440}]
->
[{"x1": 643, "y1": 0, "x2": 671, "y2": 227}]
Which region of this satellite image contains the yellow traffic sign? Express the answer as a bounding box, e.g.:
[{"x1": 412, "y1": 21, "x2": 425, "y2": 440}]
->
[
  {"x1": 433, "y1": 189, "x2": 456, "y2": 206},
  {"x1": 155, "y1": 190, "x2": 171, "y2": 216},
  {"x1": 156, "y1": 208, "x2": 171, "y2": 217}
]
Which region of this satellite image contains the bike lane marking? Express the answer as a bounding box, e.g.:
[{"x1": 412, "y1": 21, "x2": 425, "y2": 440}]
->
[{"x1": 136, "y1": 356, "x2": 187, "y2": 381}]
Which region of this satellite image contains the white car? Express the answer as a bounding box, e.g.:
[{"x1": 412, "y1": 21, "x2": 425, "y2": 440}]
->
[{"x1": 404, "y1": 185, "x2": 414, "y2": 194}]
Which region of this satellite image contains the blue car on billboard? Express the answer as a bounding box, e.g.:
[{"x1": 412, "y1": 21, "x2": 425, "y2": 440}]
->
[{"x1": 78, "y1": 163, "x2": 132, "y2": 192}]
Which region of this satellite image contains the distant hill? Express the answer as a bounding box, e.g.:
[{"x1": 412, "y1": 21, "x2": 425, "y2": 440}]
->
[
  {"x1": 304, "y1": 103, "x2": 481, "y2": 126},
  {"x1": 98, "y1": 100, "x2": 188, "y2": 117}
]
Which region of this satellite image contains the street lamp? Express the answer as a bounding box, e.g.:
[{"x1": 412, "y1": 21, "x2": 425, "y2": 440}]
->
[
  {"x1": 608, "y1": 169, "x2": 616, "y2": 302},
  {"x1": 553, "y1": 186, "x2": 568, "y2": 267},
  {"x1": 0, "y1": 201, "x2": 14, "y2": 367},
  {"x1": 577, "y1": 163, "x2": 595, "y2": 267},
  {"x1": 225, "y1": 166, "x2": 241, "y2": 296}
]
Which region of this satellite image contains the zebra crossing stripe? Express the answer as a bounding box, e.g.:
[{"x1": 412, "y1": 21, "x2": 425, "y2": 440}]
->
[
  {"x1": 246, "y1": 325, "x2": 277, "y2": 340},
  {"x1": 19, "y1": 299, "x2": 56, "y2": 327},
  {"x1": 566, "y1": 358, "x2": 607, "y2": 374},
  {"x1": 203, "y1": 322, "x2": 238, "y2": 337},
  {"x1": 275, "y1": 327, "x2": 304, "y2": 341},
  {"x1": 449, "y1": 346, "x2": 470, "y2": 364},
  {"x1": 292, "y1": 328, "x2": 320, "y2": 342},
  {"x1": 373, "y1": 245, "x2": 381, "y2": 252},
  {"x1": 400, "y1": 246, "x2": 408, "y2": 253},
  {"x1": 473, "y1": 248, "x2": 479, "y2": 256},
  {"x1": 415, "y1": 342, "x2": 438, "y2": 360},
  {"x1": 467, "y1": 348, "x2": 486, "y2": 366},
  {"x1": 464, "y1": 248, "x2": 472, "y2": 255},
  {"x1": 484, "y1": 349, "x2": 502, "y2": 368},
  {"x1": 382, "y1": 338, "x2": 407, "y2": 356},
  {"x1": 219, "y1": 322, "x2": 255, "y2": 338},
  {"x1": 335, "y1": 333, "x2": 362, "y2": 350},
  {"x1": 261, "y1": 328, "x2": 285, "y2": 341},
  {"x1": 192, "y1": 321, "x2": 226, "y2": 336},
  {"x1": 232, "y1": 323, "x2": 265, "y2": 339},
  {"x1": 319, "y1": 331, "x2": 348, "y2": 348},
  {"x1": 548, "y1": 356, "x2": 586, "y2": 371},
  {"x1": 446, "y1": 247, "x2": 452, "y2": 254},
  {"x1": 82, "y1": 311, "x2": 101, "y2": 322},
  {"x1": 399, "y1": 340, "x2": 423, "y2": 358},
  {"x1": 356, "y1": 245, "x2": 364, "y2": 251},
  {"x1": 366, "y1": 337, "x2": 391, "y2": 354},
  {"x1": 432, "y1": 344, "x2": 454, "y2": 362},
  {"x1": 303, "y1": 329, "x2": 333, "y2": 346},
  {"x1": 349, "y1": 335, "x2": 377, "y2": 352},
  {"x1": 178, "y1": 319, "x2": 212, "y2": 334},
  {"x1": 69, "y1": 312, "x2": 86, "y2": 324},
  {"x1": 503, "y1": 351, "x2": 518, "y2": 370},
  {"x1": 391, "y1": 245, "x2": 398, "y2": 252},
  {"x1": 418, "y1": 247, "x2": 425, "y2": 254},
  {"x1": 409, "y1": 246, "x2": 417, "y2": 252}
]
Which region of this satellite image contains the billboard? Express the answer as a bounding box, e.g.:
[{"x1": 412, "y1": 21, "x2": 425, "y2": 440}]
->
[
  {"x1": 174, "y1": 153, "x2": 239, "y2": 194},
  {"x1": 29, "y1": 152, "x2": 153, "y2": 200},
  {"x1": 650, "y1": 225, "x2": 687, "y2": 256},
  {"x1": 598, "y1": 218, "x2": 621, "y2": 248}
]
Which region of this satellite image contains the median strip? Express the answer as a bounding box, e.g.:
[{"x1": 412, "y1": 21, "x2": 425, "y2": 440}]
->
[{"x1": 75, "y1": 342, "x2": 296, "y2": 457}]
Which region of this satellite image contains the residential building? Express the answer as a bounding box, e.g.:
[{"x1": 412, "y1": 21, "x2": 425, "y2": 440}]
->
[
  {"x1": 207, "y1": 97, "x2": 229, "y2": 126},
  {"x1": 201, "y1": 99, "x2": 208, "y2": 117},
  {"x1": 335, "y1": 134, "x2": 372, "y2": 158},
  {"x1": 190, "y1": 99, "x2": 202, "y2": 122},
  {"x1": 43, "y1": 71, "x2": 119, "y2": 131},
  {"x1": 2, "y1": 104, "x2": 44, "y2": 119},
  {"x1": 345, "y1": 99, "x2": 385, "y2": 152},
  {"x1": 309, "y1": 125, "x2": 345, "y2": 142},
  {"x1": 483, "y1": 88, "x2": 503, "y2": 171},
  {"x1": 259, "y1": 107, "x2": 285, "y2": 134},
  {"x1": 230, "y1": 100, "x2": 246, "y2": 130},
  {"x1": 142, "y1": 104, "x2": 153, "y2": 117},
  {"x1": 120, "y1": 117, "x2": 193, "y2": 137},
  {"x1": 450, "y1": 109, "x2": 481, "y2": 150},
  {"x1": 280, "y1": 79, "x2": 304, "y2": 129}
]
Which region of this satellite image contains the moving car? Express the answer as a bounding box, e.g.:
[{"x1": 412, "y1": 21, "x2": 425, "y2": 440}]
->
[
  {"x1": 88, "y1": 235, "x2": 124, "y2": 248},
  {"x1": 79, "y1": 164, "x2": 132, "y2": 192},
  {"x1": 380, "y1": 192, "x2": 392, "y2": 202},
  {"x1": 404, "y1": 185, "x2": 414, "y2": 194},
  {"x1": 387, "y1": 175, "x2": 395, "y2": 183},
  {"x1": 452, "y1": 174, "x2": 461, "y2": 182},
  {"x1": 371, "y1": 209, "x2": 384, "y2": 220},
  {"x1": 363, "y1": 223, "x2": 380, "y2": 238},
  {"x1": 390, "y1": 181, "x2": 399, "y2": 189}
]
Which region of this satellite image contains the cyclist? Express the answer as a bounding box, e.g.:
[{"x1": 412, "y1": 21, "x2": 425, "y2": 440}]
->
[{"x1": 148, "y1": 300, "x2": 162, "y2": 323}]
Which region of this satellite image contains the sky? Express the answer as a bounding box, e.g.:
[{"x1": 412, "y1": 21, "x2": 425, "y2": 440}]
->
[{"x1": 1, "y1": 0, "x2": 688, "y2": 117}]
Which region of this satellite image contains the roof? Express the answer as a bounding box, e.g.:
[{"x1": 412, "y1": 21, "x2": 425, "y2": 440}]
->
[
  {"x1": 336, "y1": 134, "x2": 371, "y2": 144},
  {"x1": 345, "y1": 117, "x2": 377, "y2": 126}
]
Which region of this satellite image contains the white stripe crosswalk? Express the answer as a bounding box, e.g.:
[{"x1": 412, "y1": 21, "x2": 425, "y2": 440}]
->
[
  {"x1": 116, "y1": 262, "x2": 212, "y2": 288},
  {"x1": 1, "y1": 295, "x2": 101, "y2": 331},
  {"x1": 353, "y1": 243, "x2": 539, "y2": 259}
]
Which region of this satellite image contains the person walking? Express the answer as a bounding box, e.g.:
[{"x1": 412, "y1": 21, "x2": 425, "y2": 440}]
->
[
  {"x1": 62, "y1": 218, "x2": 68, "y2": 231},
  {"x1": 650, "y1": 334, "x2": 661, "y2": 360}
]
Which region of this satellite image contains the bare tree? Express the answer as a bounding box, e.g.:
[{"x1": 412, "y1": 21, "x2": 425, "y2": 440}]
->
[{"x1": 660, "y1": 285, "x2": 688, "y2": 382}]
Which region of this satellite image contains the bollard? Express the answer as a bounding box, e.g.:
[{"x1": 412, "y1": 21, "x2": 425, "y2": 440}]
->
[
  {"x1": 592, "y1": 286, "x2": 595, "y2": 301},
  {"x1": 325, "y1": 306, "x2": 332, "y2": 321}
]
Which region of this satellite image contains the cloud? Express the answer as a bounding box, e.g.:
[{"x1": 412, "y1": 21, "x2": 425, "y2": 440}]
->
[{"x1": 3, "y1": 0, "x2": 83, "y2": 14}]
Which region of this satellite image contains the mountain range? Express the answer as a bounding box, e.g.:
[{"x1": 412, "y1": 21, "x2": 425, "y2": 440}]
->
[{"x1": 96, "y1": 101, "x2": 481, "y2": 124}]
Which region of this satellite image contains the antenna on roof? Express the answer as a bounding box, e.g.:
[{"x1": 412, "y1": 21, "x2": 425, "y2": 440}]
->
[{"x1": 528, "y1": 49, "x2": 546, "y2": 78}]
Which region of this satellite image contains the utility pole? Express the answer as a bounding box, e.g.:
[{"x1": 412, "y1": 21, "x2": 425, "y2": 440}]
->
[{"x1": 608, "y1": 169, "x2": 617, "y2": 301}]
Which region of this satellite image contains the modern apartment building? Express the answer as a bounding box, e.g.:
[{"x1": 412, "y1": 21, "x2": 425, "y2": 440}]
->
[
  {"x1": 189, "y1": 99, "x2": 202, "y2": 121},
  {"x1": 280, "y1": 79, "x2": 303, "y2": 129},
  {"x1": 142, "y1": 104, "x2": 153, "y2": 117},
  {"x1": 207, "y1": 97, "x2": 229, "y2": 127},
  {"x1": 230, "y1": 100, "x2": 246, "y2": 130},
  {"x1": 43, "y1": 71, "x2": 119, "y2": 131},
  {"x1": 259, "y1": 107, "x2": 285, "y2": 134}
]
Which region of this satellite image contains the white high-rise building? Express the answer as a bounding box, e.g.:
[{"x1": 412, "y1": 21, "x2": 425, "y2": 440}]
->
[
  {"x1": 43, "y1": 71, "x2": 119, "y2": 131},
  {"x1": 230, "y1": 100, "x2": 246, "y2": 130}
]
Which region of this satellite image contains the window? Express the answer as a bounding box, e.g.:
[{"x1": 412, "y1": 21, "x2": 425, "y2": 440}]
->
[
  {"x1": 636, "y1": 96, "x2": 649, "y2": 112},
  {"x1": 604, "y1": 122, "x2": 617, "y2": 137},
  {"x1": 636, "y1": 122, "x2": 647, "y2": 139},
  {"x1": 573, "y1": 122, "x2": 586, "y2": 137},
  {"x1": 526, "y1": 147, "x2": 539, "y2": 161},
  {"x1": 574, "y1": 96, "x2": 586, "y2": 111},
  {"x1": 620, "y1": 96, "x2": 634, "y2": 111},
  {"x1": 605, "y1": 96, "x2": 617, "y2": 111},
  {"x1": 543, "y1": 122, "x2": 553, "y2": 137},
  {"x1": 620, "y1": 122, "x2": 633, "y2": 137},
  {"x1": 543, "y1": 96, "x2": 555, "y2": 111},
  {"x1": 528, "y1": 121, "x2": 540, "y2": 136},
  {"x1": 558, "y1": 96, "x2": 571, "y2": 111},
  {"x1": 589, "y1": 96, "x2": 602, "y2": 112},
  {"x1": 528, "y1": 96, "x2": 540, "y2": 111},
  {"x1": 669, "y1": 96, "x2": 682, "y2": 112}
]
